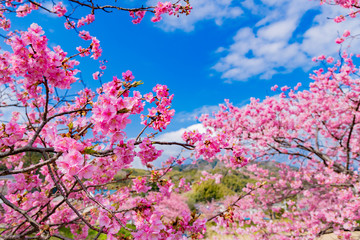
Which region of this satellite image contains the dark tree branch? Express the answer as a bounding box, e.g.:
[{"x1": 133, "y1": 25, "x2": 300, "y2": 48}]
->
[{"x1": 0, "y1": 153, "x2": 61, "y2": 176}]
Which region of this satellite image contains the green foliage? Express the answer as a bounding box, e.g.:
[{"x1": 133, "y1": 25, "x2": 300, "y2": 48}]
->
[
  {"x1": 58, "y1": 227, "x2": 74, "y2": 238},
  {"x1": 49, "y1": 227, "x2": 75, "y2": 240},
  {"x1": 187, "y1": 197, "x2": 197, "y2": 211},
  {"x1": 265, "y1": 208, "x2": 286, "y2": 220},
  {"x1": 123, "y1": 168, "x2": 149, "y2": 176},
  {"x1": 0, "y1": 162, "x2": 6, "y2": 171},
  {"x1": 109, "y1": 169, "x2": 150, "y2": 189},
  {"x1": 109, "y1": 160, "x2": 259, "y2": 207},
  {"x1": 167, "y1": 168, "x2": 200, "y2": 184},
  {"x1": 222, "y1": 174, "x2": 257, "y2": 193},
  {"x1": 0, "y1": 152, "x2": 43, "y2": 174},
  {"x1": 83, "y1": 146, "x2": 99, "y2": 155},
  {"x1": 190, "y1": 180, "x2": 233, "y2": 203},
  {"x1": 18, "y1": 152, "x2": 43, "y2": 168},
  {"x1": 86, "y1": 229, "x2": 107, "y2": 239},
  {"x1": 49, "y1": 224, "x2": 135, "y2": 239},
  {"x1": 117, "y1": 224, "x2": 136, "y2": 239}
]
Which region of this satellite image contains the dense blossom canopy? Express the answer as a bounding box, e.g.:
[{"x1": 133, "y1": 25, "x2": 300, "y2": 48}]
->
[
  {"x1": 0, "y1": 1, "x2": 208, "y2": 239},
  {"x1": 185, "y1": 52, "x2": 360, "y2": 239},
  {"x1": 0, "y1": 0, "x2": 360, "y2": 239}
]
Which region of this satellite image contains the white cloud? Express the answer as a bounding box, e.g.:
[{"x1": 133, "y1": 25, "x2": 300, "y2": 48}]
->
[
  {"x1": 146, "y1": 123, "x2": 207, "y2": 167},
  {"x1": 131, "y1": 123, "x2": 207, "y2": 169},
  {"x1": 148, "y1": 0, "x2": 360, "y2": 82},
  {"x1": 157, "y1": 123, "x2": 204, "y2": 143},
  {"x1": 213, "y1": 0, "x2": 360, "y2": 81},
  {"x1": 213, "y1": 27, "x2": 308, "y2": 81},
  {"x1": 257, "y1": 19, "x2": 298, "y2": 41},
  {"x1": 39, "y1": 2, "x2": 59, "y2": 18},
  {"x1": 301, "y1": 7, "x2": 360, "y2": 57},
  {"x1": 0, "y1": 86, "x2": 26, "y2": 123},
  {"x1": 149, "y1": 0, "x2": 243, "y2": 32},
  {"x1": 174, "y1": 105, "x2": 220, "y2": 123}
]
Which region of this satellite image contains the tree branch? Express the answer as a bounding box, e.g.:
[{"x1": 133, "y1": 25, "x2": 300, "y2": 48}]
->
[{"x1": 0, "y1": 153, "x2": 61, "y2": 176}]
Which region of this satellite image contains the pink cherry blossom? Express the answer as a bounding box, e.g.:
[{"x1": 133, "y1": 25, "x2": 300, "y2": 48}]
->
[
  {"x1": 336, "y1": 37, "x2": 345, "y2": 44},
  {"x1": 343, "y1": 29, "x2": 351, "y2": 37},
  {"x1": 52, "y1": 2, "x2": 67, "y2": 17}
]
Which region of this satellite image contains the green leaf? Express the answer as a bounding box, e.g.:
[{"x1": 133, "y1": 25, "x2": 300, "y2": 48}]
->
[
  {"x1": 118, "y1": 108, "x2": 130, "y2": 113},
  {"x1": 132, "y1": 81, "x2": 143, "y2": 87},
  {"x1": 83, "y1": 146, "x2": 98, "y2": 155}
]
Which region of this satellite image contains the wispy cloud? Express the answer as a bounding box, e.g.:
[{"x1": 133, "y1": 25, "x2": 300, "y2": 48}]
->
[
  {"x1": 152, "y1": 123, "x2": 206, "y2": 165},
  {"x1": 39, "y1": 1, "x2": 59, "y2": 18},
  {"x1": 174, "y1": 105, "x2": 220, "y2": 123},
  {"x1": 132, "y1": 123, "x2": 208, "y2": 168},
  {"x1": 0, "y1": 86, "x2": 26, "y2": 123},
  {"x1": 148, "y1": 0, "x2": 243, "y2": 32},
  {"x1": 213, "y1": 0, "x2": 360, "y2": 81},
  {"x1": 151, "y1": 0, "x2": 360, "y2": 81}
]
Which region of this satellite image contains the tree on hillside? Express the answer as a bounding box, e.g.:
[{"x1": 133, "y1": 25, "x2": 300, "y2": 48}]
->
[
  {"x1": 1, "y1": 0, "x2": 360, "y2": 239},
  {"x1": 185, "y1": 52, "x2": 360, "y2": 239},
  {"x1": 0, "y1": 1, "x2": 210, "y2": 239},
  {"x1": 181, "y1": 1, "x2": 360, "y2": 238}
]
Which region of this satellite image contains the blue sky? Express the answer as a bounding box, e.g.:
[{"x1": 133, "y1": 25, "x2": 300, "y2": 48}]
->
[{"x1": 4, "y1": 0, "x2": 360, "y2": 165}]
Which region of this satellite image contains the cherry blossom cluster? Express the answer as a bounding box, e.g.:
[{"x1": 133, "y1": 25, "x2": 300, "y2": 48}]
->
[
  {"x1": 16, "y1": 3, "x2": 38, "y2": 17},
  {"x1": 0, "y1": 120, "x2": 25, "y2": 147},
  {"x1": 3, "y1": 0, "x2": 360, "y2": 239},
  {"x1": 1, "y1": 23, "x2": 79, "y2": 99},
  {"x1": 0, "y1": 15, "x2": 212, "y2": 239},
  {"x1": 0, "y1": 0, "x2": 193, "y2": 65},
  {"x1": 52, "y1": 2, "x2": 67, "y2": 17},
  {"x1": 184, "y1": 52, "x2": 360, "y2": 239},
  {"x1": 322, "y1": 0, "x2": 359, "y2": 9},
  {"x1": 137, "y1": 138, "x2": 164, "y2": 166},
  {"x1": 0, "y1": 0, "x2": 192, "y2": 30},
  {"x1": 199, "y1": 171, "x2": 223, "y2": 184},
  {"x1": 0, "y1": 1, "x2": 231, "y2": 239},
  {"x1": 141, "y1": 84, "x2": 175, "y2": 131},
  {"x1": 322, "y1": 0, "x2": 360, "y2": 22},
  {"x1": 336, "y1": 29, "x2": 352, "y2": 44},
  {"x1": 77, "y1": 14, "x2": 95, "y2": 28},
  {"x1": 151, "y1": 1, "x2": 192, "y2": 22},
  {"x1": 130, "y1": 10, "x2": 146, "y2": 24},
  {"x1": 92, "y1": 59, "x2": 107, "y2": 80}
]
